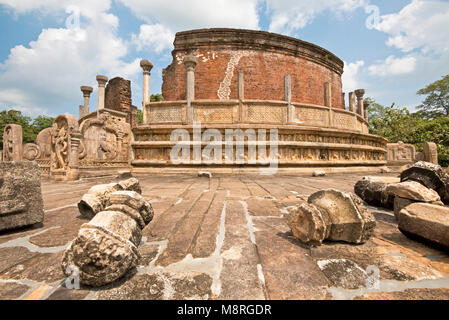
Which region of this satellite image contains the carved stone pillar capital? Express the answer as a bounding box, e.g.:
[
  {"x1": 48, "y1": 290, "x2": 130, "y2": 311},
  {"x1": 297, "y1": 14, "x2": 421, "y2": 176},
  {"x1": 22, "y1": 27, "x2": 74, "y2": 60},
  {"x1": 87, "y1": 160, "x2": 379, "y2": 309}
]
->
[
  {"x1": 183, "y1": 56, "x2": 198, "y2": 71},
  {"x1": 140, "y1": 59, "x2": 153, "y2": 75}
]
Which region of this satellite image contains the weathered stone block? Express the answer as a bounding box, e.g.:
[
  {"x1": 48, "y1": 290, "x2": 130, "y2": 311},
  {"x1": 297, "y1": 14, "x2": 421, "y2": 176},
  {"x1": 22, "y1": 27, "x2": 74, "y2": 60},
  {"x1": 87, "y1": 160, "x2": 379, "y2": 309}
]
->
[
  {"x1": 354, "y1": 176, "x2": 399, "y2": 209},
  {"x1": 386, "y1": 181, "x2": 440, "y2": 202},
  {"x1": 401, "y1": 161, "x2": 449, "y2": 204},
  {"x1": 0, "y1": 162, "x2": 44, "y2": 231},
  {"x1": 397, "y1": 203, "x2": 449, "y2": 251}
]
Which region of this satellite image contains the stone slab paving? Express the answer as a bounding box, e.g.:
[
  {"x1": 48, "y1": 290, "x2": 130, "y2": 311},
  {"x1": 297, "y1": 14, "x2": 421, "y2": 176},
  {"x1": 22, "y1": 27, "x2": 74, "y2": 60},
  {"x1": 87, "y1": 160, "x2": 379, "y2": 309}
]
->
[{"x1": 1, "y1": 173, "x2": 449, "y2": 300}]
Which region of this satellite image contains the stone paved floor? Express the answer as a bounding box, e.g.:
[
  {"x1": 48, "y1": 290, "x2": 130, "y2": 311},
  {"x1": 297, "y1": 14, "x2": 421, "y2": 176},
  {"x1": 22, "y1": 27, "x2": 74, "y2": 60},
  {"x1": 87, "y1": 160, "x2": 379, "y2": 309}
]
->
[{"x1": 1, "y1": 173, "x2": 449, "y2": 300}]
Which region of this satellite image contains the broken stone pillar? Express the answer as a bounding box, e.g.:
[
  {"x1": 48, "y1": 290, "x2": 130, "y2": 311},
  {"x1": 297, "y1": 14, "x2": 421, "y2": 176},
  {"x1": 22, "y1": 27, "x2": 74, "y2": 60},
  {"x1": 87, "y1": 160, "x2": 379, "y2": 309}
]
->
[
  {"x1": 3, "y1": 124, "x2": 22, "y2": 161},
  {"x1": 401, "y1": 161, "x2": 449, "y2": 204},
  {"x1": 287, "y1": 189, "x2": 376, "y2": 246},
  {"x1": 183, "y1": 55, "x2": 198, "y2": 123},
  {"x1": 0, "y1": 162, "x2": 44, "y2": 231},
  {"x1": 349, "y1": 92, "x2": 356, "y2": 112},
  {"x1": 80, "y1": 86, "x2": 93, "y2": 118},
  {"x1": 140, "y1": 60, "x2": 153, "y2": 124},
  {"x1": 363, "y1": 99, "x2": 370, "y2": 120},
  {"x1": 423, "y1": 142, "x2": 438, "y2": 165},
  {"x1": 78, "y1": 178, "x2": 142, "y2": 219},
  {"x1": 62, "y1": 190, "x2": 154, "y2": 287},
  {"x1": 96, "y1": 75, "x2": 108, "y2": 111},
  {"x1": 354, "y1": 176, "x2": 399, "y2": 209},
  {"x1": 355, "y1": 89, "x2": 365, "y2": 116},
  {"x1": 397, "y1": 203, "x2": 449, "y2": 251},
  {"x1": 342, "y1": 92, "x2": 346, "y2": 109}
]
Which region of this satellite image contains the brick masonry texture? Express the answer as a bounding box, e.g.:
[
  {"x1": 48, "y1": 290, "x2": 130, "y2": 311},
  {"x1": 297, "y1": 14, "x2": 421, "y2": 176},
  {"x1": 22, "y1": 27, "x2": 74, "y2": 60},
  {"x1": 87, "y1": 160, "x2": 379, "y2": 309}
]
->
[
  {"x1": 162, "y1": 29, "x2": 344, "y2": 109},
  {"x1": 105, "y1": 77, "x2": 132, "y2": 114}
]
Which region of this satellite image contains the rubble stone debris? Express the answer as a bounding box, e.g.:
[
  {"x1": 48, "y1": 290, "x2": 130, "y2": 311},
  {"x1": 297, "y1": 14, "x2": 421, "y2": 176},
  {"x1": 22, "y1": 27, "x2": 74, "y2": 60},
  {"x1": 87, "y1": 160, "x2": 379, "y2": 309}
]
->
[
  {"x1": 118, "y1": 170, "x2": 132, "y2": 179},
  {"x1": 397, "y1": 203, "x2": 449, "y2": 251},
  {"x1": 354, "y1": 176, "x2": 400, "y2": 209},
  {"x1": 386, "y1": 181, "x2": 443, "y2": 219},
  {"x1": 312, "y1": 170, "x2": 326, "y2": 177},
  {"x1": 386, "y1": 181, "x2": 441, "y2": 202},
  {"x1": 401, "y1": 161, "x2": 449, "y2": 204},
  {"x1": 198, "y1": 171, "x2": 212, "y2": 178},
  {"x1": 287, "y1": 189, "x2": 376, "y2": 246},
  {"x1": 77, "y1": 178, "x2": 142, "y2": 219},
  {"x1": 62, "y1": 190, "x2": 154, "y2": 287},
  {"x1": 0, "y1": 161, "x2": 44, "y2": 231}
]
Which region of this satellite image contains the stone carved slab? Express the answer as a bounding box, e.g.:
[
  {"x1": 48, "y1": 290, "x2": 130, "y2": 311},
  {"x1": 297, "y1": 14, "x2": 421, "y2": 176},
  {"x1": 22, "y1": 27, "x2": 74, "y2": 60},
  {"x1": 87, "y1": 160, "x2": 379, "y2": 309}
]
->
[
  {"x1": 50, "y1": 114, "x2": 82, "y2": 181},
  {"x1": 150, "y1": 106, "x2": 182, "y2": 123},
  {"x1": 333, "y1": 112, "x2": 355, "y2": 130},
  {"x1": 79, "y1": 111, "x2": 132, "y2": 162},
  {"x1": 296, "y1": 107, "x2": 328, "y2": 127},
  {"x1": 36, "y1": 128, "x2": 53, "y2": 159},
  {"x1": 387, "y1": 141, "x2": 416, "y2": 164},
  {"x1": 423, "y1": 142, "x2": 438, "y2": 165},
  {"x1": 0, "y1": 161, "x2": 44, "y2": 231},
  {"x1": 3, "y1": 124, "x2": 22, "y2": 161},
  {"x1": 248, "y1": 105, "x2": 285, "y2": 123},
  {"x1": 194, "y1": 106, "x2": 233, "y2": 123}
]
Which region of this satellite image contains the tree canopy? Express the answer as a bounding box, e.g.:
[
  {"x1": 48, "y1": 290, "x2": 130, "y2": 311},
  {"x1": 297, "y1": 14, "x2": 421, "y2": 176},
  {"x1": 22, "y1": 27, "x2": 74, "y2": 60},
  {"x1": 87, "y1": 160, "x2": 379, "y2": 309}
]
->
[
  {"x1": 0, "y1": 110, "x2": 54, "y2": 146},
  {"x1": 417, "y1": 74, "x2": 449, "y2": 119}
]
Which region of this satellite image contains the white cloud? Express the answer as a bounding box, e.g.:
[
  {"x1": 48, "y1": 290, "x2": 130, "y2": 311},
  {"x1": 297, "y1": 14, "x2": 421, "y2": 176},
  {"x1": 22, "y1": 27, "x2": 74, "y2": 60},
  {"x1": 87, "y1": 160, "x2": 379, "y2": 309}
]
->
[
  {"x1": 342, "y1": 60, "x2": 365, "y2": 92},
  {"x1": 375, "y1": 0, "x2": 449, "y2": 54},
  {"x1": 117, "y1": 0, "x2": 260, "y2": 32},
  {"x1": 265, "y1": 0, "x2": 368, "y2": 35},
  {"x1": 132, "y1": 24, "x2": 175, "y2": 53},
  {"x1": 368, "y1": 55, "x2": 417, "y2": 77},
  {"x1": 0, "y1": 0, "x2": 111, "y2": 20},
  {"x1": 0, "y1": 11, "x2": 140, "y2": 117}
]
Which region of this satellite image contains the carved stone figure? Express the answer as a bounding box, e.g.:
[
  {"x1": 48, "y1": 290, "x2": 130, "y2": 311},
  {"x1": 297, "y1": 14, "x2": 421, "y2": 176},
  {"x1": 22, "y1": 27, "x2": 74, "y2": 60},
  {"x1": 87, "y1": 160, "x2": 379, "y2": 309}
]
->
[
  {"x1": 22, "y1": 143, "x2": 41, "y2": 161},
  {"x1": 3, "y1": 124, "x2": 22, "y2": 161},
  {"x1": 50, "y1": 114, "x2": 82, "y2": 181},
  {"x1": 79, "y1": 111, "x2": 132, "y2": 162}
]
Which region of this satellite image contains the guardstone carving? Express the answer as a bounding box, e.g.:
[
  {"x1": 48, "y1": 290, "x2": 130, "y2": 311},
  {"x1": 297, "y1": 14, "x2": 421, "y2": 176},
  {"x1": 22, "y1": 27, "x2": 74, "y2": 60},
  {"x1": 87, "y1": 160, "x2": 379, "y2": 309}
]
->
[{"x1": 3, "y1": 124, "x2": 23, "y2": 161}]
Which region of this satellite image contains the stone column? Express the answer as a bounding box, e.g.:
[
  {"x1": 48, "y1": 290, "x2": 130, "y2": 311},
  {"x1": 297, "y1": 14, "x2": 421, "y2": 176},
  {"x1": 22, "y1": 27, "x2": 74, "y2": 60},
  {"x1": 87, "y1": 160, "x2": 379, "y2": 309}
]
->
[
  {"x1": 67, "y1": 131, "x2": 82, "y2": 181},
  {"x1": 355, "y1": 89, "x2": 365, "y2": 116},
  {"x1": 96, "y1": 75, "x2": 108, "y2": 112},
  {"x1": 349, "y1": 92, "x2": 356, "y2": 112},
  {"x1": 238, "y1": 72, "x2": 245, "y2": 122},
  {"x1": 285, "y1": 75, "x2": 294, "y2": 123},
  {"x1": 80, "y1": 86, "x2": 93, "y2": 118},
  {"x1": 140, "y1": 60, "x2": 153, "y2": 124},
  {"x1": 183, "y1": 56, "x2": 198, "y2": 123},
  {"x1": 363, "y1": 99, "x2": 370, "y2": 120},
  {"x1": 324, "y1": 82, "x2": 333, "y2": 127},
  {"x1": 342, "y1": 93, "x2": 346, "y2": 110}
]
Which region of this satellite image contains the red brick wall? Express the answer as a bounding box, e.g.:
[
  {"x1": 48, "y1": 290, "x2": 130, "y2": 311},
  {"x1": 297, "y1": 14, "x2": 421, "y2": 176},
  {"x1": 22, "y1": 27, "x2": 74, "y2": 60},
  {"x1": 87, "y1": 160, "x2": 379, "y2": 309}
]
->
[{"x1": 162, "y1": 48, "x2": 343, "y2": 109}]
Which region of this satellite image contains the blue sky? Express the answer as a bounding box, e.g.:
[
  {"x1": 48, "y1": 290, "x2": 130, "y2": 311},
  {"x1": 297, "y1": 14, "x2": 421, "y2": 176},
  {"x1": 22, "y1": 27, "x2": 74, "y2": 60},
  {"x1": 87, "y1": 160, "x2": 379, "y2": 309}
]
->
[{"x1": 0, "y1": 0, "x2": 448, "y2": 118}]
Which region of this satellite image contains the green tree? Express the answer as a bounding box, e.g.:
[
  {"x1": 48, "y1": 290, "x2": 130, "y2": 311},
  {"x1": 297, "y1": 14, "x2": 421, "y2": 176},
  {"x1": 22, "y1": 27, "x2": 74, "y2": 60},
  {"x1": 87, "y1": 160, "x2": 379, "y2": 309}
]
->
[{"x1": 417, "y1": 74, "x2": 449, "y2": 119}]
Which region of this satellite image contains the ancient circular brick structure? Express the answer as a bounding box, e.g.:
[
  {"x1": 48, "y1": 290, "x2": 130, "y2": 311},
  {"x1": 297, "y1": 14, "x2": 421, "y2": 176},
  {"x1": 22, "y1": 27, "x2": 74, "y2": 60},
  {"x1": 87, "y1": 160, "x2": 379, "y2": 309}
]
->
[
  {"x1": 131, "y1": 28, "x2": 388, "y2": 173},
  {"x1": 162, "y1": 28, "x2": 344, "y2": 108}
]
